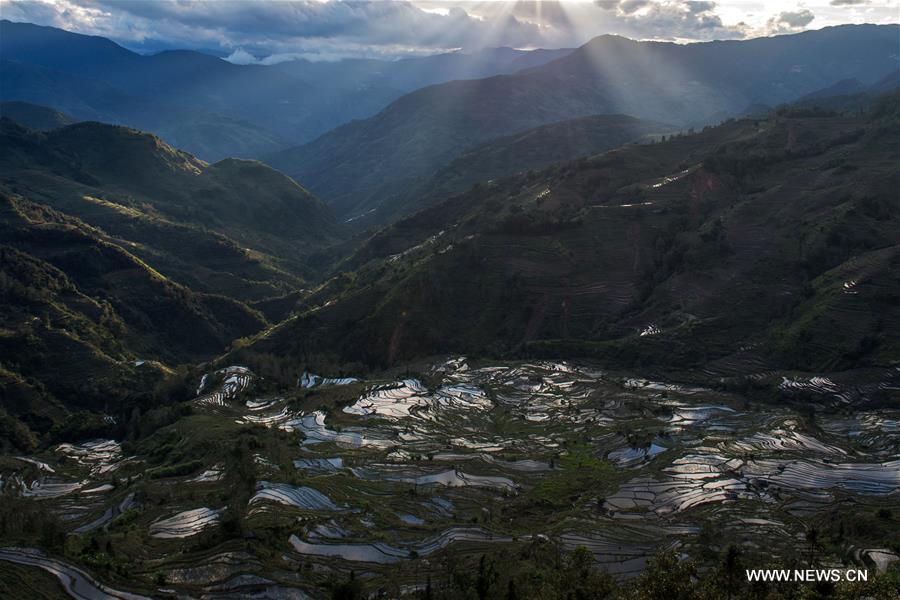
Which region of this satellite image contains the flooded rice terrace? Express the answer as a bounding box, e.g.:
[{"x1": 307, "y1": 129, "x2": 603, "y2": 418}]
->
[{"x1": 1, "y1": 357, "x2": 898, "y2": 596}]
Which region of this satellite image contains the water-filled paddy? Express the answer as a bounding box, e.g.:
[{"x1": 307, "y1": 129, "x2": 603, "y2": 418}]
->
[{"x1": 2, "y1": 357, "x2": 897, "y2": 596}]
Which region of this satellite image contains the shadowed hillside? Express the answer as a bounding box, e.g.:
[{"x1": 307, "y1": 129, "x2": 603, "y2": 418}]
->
[
  {"x1": 380, "y1": 113, "x2": 676, "y2": 224},
  {"x1": 0, "y1": 101, "x2": 76, "y2": 130},
  {"x1": 1, "y1": 14, "x2": 899, "y2": 599},
  {"x1": 266, "y1": 25, "x2": 900, "y2": 223},
  {"x1": 247, "y1": 93, "x2": 900, "y2": 380},
  {"x1": 0, "y1": 58, "x2": 290, "y2": 161},
  {"x1": 0, "y1": 118, "x2": 342, "y2": 443},
  {"x1": 0, "y1": 20, "x2": 572, "y2": 160},
  {"x1": 0, "y1": 118, "x2": 340, "y2": 285}
]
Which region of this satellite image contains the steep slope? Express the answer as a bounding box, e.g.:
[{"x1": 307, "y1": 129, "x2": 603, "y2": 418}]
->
[
  {"x1": 265, "y1": 47, "x2": 574, "y2": 143},
  {"x1": 246, "y1": 94, "x2": 900, "y2": 377},
  {"x1": 0, "y1": 194, "x2": 267, "y2": 444},
  {"x1": 0, "y1": 118, "x2": 340, "y2": 286},
  {"x1": 789, "y1": 70, "x2": 900, "y2": 114},
  {"x1": 0, "y1": 195, "x2": 265, "y2": 363},
  {"x1": 868, "y1": 69, "x2": 900, "y2": 93},
  {"x1": 0, "y1": 117, "x2": 345, "y2": 444},
  {"x1": 266, "y1": 24, "x2": 900, "y2": 221},
  {"x1": 0, "y1": 101, "x2": 76, "y2": 130},
  {"x1": 388, "y1": 114, "x2": 675, "y2": 220},
  {"x1": 799, "y1": 78, "x2": 867, "y2": 101}
]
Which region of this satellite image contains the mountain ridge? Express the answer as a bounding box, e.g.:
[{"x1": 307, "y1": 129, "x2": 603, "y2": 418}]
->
[
  {"x1": 380, "y1": 113, "x2": 677, "y2": 224},
  {"x1": 245, "y1": 93, "x2": 900, "y2": 380},
  {"x1": 0, "y1": 101, "x2": 76, "y2": 130},
  {"x1": 265, "y1": 24, "x2": 900, "y2": 222},
  {"x1": 0, "y1": 19, "x2": 573, "y2": 159},
  {"x1": 0, "y1": 115, "x2": 349, "y2": 442}
]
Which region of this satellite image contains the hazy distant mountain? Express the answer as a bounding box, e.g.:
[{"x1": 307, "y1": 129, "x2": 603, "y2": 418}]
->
[
  {"x1": 250, "y1": 93, "x2": 900, "y2": 375},
  {"x1": 791, "y1": 70, "x2": 900, "y2": 113},
  {"x1": 0, "y1": 100, "x2": 76, "y2": 130},
  {"x1": 868, "y1": 69, "x2": 900, "y2": 93},
  {"x1": 0, "y1": 58, "x2": 290, "y2": 160},
  {"x1": 271, "y1": 46, "x2": 574, "y2": 96},
  {"x1": 0, "y1": 20, "x2": 573, "y2": 158},
  {"x1": 262, "y1": 47, "x2": 575, "y2": 142},
  {"x1": 266, "y1": 24, "x2": 900, "y2": 222},
  {"x1": 800, "y1": 78, "x2": 868, "y2": 100},
  {"x1": 381, "y1": 114, "x2": 676, "y2": 225}
]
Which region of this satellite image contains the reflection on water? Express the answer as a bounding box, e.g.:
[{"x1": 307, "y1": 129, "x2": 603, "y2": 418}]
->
[
  {"x1": 4, "y1": 357, "x2": 898, "y2": 593},
  {"x1": 277, "y1": 358, "x2": 899, "y2": 576}
]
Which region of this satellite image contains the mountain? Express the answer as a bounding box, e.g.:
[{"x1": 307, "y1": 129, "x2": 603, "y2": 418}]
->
[
  {"x1": 0, "y1": 116, "x2": 345, "y2": 440},
  {"x1": 799, "y1": 78, "x2": 867, "y2": 100},
  {"x1": 0, "y1": 192, "x2": 265, "y2": 372},
  {"x1": 0, "y1": 58, "x2": 290, "y2": 161},
  {"x1": 271, "y1": 46, "x2": 574, "y2": 97},
  {"x1": 0, "y1": 20, "x2": 573, "y2": 159},
  {"x1": 507, "y1": 47, "x2": 575, "y2": 71},
  {"x1": 265, "y1": 24, "x2": 900, "y2": 222},
  {"x1": 0, "y1": 118, "x2": 341, "y2": 293},
  {"x1": 245, "y1": 93, "x2": 900, "y2": 379},
  {"x1": 0, "y1": 101, "x2": 76, "y2": 130},
  {"x1": 868, "y1": 69, "x2": 900, "y2": 93},
  {"x1": 0, "y1": 190, "x2": 271, "y2": 439},
  {"x1": 264, "y1": 47, "x2": 574, "y2": 142},
  {"x1": 790, "y1": 70, "x2": 900, "y2": 114},
  {"x1": 383, "y1": 114, "x2": 676, "y2": 223}
]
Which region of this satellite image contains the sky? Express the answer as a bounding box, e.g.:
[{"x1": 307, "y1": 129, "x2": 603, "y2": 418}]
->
[{"x1": 1, "y1": 0, "x2": 897, "y2": 62}]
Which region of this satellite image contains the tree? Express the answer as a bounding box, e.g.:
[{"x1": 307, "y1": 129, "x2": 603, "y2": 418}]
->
[
  {"x1": 806, "y1": 527, "x2": 820, "y2": 566},
  {"x1": 476, "y1": 554, "x2": 497, "y2": 600},
  {"x1": 505, "y1": 579, "x2": 519, "y2": 600},
  {"x1": 331, "y1": 571, "x2": 363, "y2": 600},
  {"x1": 626, "y1": 551, "x2": 696, "y2": 600},
  {"x1": 720, "y1": 545, "x2": 743, "y2": 600}
]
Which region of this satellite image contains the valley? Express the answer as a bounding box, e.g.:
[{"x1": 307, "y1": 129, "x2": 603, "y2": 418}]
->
[
  {"x1": 266, "y1": 24, "x2": 900, "y2": 224},
  {"x1": 0, "y1": 20, "x2": 573, "y2": 162},
  {"x1": 250, "y1": 98, "x2": 900, "y2": 378},
  {"x1": 0, "y1": 10, "x2": 898, "y2": 599},
  {"x1": 2, "y1": 93, "x2": 898, "y2": 599}
]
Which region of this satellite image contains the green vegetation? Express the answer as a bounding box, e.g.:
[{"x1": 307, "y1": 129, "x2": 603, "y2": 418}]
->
[
  {"x1": 344, "y1": 546, "x2": 900, "y2": 599},
  {"x1": 0, "y1": 40, "x2": 898, "y2": 600},
  {"x1": 383, "y1": 114, "x2": 676, "y2": 224},
  {"x1": 0, "y1": 117, "x2": 348, "y2": 443},
  {"x1": 1, "y1": 357, "x2": 897, "y2": 598},
  {"x1": 266, "y1": 25, "x2": 899, "y2": 223},
  {"x1": 247, "y1": 94, "x2": 900, "y2": 381},
  {"x1": 146, "y1": 459, "x2": 203, "y2": 479},
  {"x1": 534, "y1": 446, "x2": 616, "y2": 507}
]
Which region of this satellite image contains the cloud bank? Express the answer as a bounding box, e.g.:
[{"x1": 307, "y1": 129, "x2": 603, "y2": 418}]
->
[{"x1": 0, "y1": 0, "x2": 895, "y2": 62}]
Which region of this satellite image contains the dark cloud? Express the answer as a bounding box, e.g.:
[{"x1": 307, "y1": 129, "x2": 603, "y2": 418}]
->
[
  {"x1": 767, "y1": 9, "x2": 815, "y2": 34},
  {"x1": 87, "y1": 0, "x2": 536, "y2": 47},
  {"x1": 830, "y1": 0, "x2": 869, "y2": 5},
  {"x1": 687, "y1": 1, "x2": 718, "y2": 14},
  {"x1": 619, "y1": 0, "x2": 650, "y2": 15},
  {"x1": 588, "y1": 1, "x2": 746, "y2": 39},
  {"x1": 3, "y1": 0, "x2": 553, "y2": 59},
  {"x1": 2, "y1": 0, "x2": 844, "y2": 61}
]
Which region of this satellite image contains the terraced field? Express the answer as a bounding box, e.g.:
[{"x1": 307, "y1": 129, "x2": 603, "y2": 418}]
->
[{"x1": 1, "y1": 358, "x2": 897, "y2": 597}]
